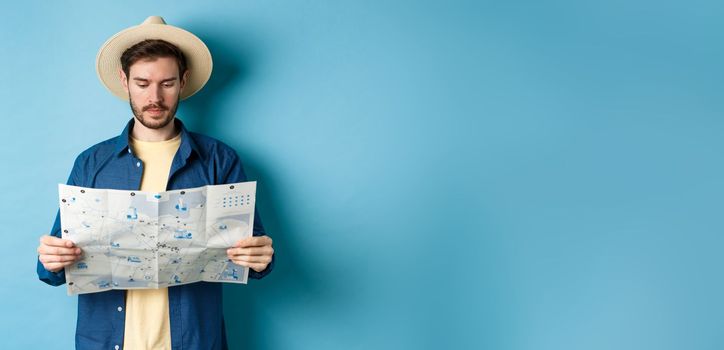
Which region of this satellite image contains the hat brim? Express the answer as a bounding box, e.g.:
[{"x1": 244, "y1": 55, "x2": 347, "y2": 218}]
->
[{"x1": 96, "y1": 22, "x2": 213, "y2": 101}]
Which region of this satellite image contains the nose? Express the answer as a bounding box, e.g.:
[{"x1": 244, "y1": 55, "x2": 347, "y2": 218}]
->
[{"x1": 148, "y1": 85, "x2": 163, "y2": 104}]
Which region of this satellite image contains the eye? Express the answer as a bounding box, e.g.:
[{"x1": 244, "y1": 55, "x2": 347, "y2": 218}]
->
[
  {"x1": 163, "y1": 83, "x2": 175, "y2": 88},
  {"x1": 136, "y1": 84, "x2": 148, "y2": 88}
]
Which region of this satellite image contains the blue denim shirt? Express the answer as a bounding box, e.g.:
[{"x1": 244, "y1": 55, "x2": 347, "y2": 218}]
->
[{"x1": 37, "y1": 118, "x2": 274, "y2": 350}]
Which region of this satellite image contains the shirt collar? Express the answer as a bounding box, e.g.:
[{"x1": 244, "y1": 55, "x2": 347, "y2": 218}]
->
[{"x1": 115, "y1": 118, "x2": 201, "y2": 159}]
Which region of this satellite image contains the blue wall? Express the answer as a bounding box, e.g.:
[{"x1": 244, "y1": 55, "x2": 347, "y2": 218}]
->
[{"x1": 1, "y1": 1, "x2": 723, "y2": 349}]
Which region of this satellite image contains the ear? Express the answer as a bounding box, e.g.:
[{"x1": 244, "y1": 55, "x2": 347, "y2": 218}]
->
[
  {"x1": 119, "y1": 69, "x2": 129, "y2": 94},
  {"x1": 180, "y1": 70, "x2": 190, "y2": 90}
]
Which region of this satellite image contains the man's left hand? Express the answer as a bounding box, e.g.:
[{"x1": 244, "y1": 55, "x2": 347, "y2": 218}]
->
[{"x1": 227, "y1": 236, "x2": 274, "y2": 273}]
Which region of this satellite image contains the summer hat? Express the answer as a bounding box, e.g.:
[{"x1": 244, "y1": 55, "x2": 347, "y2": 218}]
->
[{"x1": 96, "y1": 16, "x2": 213, "y2": 101}]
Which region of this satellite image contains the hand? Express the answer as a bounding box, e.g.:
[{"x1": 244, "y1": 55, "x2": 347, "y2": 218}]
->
[
  {"x1": 37, "y1": 235, "x2": 82, "y2": 273},
  {"x1": 226, "y1": 236, "x2": 274, "y2": 273}
]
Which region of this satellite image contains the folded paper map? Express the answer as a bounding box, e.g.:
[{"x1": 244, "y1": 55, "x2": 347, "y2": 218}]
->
[{"x1": 58, "y1": 181, "x2": 256, "y2": 295}]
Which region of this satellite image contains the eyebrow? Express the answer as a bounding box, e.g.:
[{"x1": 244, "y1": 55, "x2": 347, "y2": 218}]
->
[{"x1": 132, "y1": 77, "x2": 178, "y2": 83}]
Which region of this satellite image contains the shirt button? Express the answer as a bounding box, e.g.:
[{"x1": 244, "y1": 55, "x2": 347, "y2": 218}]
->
[
  {"x1": 136, "y1": 161, "x2": 141, "y2": 167},
  {"x1": 117, "y1": 306, "x2": 123, "y2": 312},
  {"x1": 115, "y1": 345, "x2": 120, "y2": 350},
  {"x1": 127, "y1": 148, "x2": 131, "y2": 154}
]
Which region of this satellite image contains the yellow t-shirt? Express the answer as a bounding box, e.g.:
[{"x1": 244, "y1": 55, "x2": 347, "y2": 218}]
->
[{"x1": 123, "y1": 133, "x2": 182, "y2": 350}]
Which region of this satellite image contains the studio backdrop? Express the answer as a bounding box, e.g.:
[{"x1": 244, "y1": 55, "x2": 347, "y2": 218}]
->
[{"x1": 1, "y1": 1, "x2": 722, "y2": 349}]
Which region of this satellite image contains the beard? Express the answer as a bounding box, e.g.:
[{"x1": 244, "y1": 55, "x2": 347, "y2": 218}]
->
[{"x1": 129, "y1": 94, "x2": 180, "y2": 130}]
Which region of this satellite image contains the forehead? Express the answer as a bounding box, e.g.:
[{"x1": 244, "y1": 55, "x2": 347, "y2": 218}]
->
[{"x1": 128, "y1": 57, "x2": 179, "y2": 78}]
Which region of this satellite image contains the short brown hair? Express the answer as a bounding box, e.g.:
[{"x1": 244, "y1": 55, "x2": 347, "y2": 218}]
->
[{"x1": 120, "y1": 39, "x2": 188, "y2": 78}]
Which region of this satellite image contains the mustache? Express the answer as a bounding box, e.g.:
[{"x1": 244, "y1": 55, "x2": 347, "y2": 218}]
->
[{"x1": 143, "y1": 104, "x2": 168, "y2": 111}]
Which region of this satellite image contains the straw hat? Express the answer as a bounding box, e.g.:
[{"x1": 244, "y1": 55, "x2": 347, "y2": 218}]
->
[{"x1": 96, "y1": 16, "x2": 213, "y2": 101}]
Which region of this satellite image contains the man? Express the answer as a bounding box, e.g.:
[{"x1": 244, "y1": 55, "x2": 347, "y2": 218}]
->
[{"x1": 36, "y1": 16, "x2": 275, "y2": 350}]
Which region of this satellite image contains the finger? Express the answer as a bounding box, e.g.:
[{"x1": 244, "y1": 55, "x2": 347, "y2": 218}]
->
[
  {"x1": 40, "y1": 235, "x2": 76, "y2": 248},
  {"x1": 38, "y1": 245, "x2": 81, "y2": 256},
  {"x1": 234, "y1": 236, "x2": 272, "y2": 248},
  {"x1": 39, "y1": 255, "x2": 79, "y2": 264},
  {"x1": 228, "y1": 255, "x2": 272, "y2": 264},
  {"x1": 43, "y1": 263, "x2": 63, "y2": 272},
  {"x1": 44, "y1": 261, "x2": 74, "y2": 271},
  {"x1": 40, "y1": 235, "x2": 74, "y2": 247},
  {"x1": 230, "y1": 260, "x2": 267, "y2": 272},
  {"x1": 226, "y1": 246, "x2": 273, "y2": 256},
  {"x1": 40, "y1": 254, "x2": 81, "y2": 263},
  {"x1": 38, "y1": 246, "x2": 81, "y2": 256}
]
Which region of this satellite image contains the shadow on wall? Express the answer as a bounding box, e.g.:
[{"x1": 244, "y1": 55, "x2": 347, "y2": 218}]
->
[{"x1": 181, "y1": 30, "x2": 340, "y2": 349}]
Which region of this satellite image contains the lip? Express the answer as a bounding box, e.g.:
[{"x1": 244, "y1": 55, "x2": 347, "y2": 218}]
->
[{"x1": 146, "y1": 109, "x2": 164, "y2": 114}]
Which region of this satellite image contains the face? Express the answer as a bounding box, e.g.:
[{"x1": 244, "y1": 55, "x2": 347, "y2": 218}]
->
[{"x1": 119, "y1": 57, "x2": 188, "y2": 130}]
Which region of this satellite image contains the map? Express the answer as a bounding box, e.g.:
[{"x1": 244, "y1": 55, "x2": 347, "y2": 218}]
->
[{"x1": 58, "y1": 181, "x2": 257, "y2": 295}]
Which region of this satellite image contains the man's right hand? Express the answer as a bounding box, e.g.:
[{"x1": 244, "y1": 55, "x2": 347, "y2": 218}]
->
[{"x1": 37, "y1": 235, "x2": 82, "y2": 273}]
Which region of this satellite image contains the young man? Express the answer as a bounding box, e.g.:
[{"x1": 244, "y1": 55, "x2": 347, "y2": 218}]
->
[{"x1": 35, "y1": 16, "x2": 275, "y2": 350}]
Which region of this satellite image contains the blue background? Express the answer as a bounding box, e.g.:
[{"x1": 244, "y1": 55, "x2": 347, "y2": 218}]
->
[{"x1": 1, "y1": 1, "x2": 723, "y2": 349}]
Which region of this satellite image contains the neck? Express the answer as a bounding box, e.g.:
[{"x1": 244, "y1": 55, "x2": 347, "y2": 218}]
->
[{"x1": 131, "y1": 117, "x2": 179, "y2": 141}]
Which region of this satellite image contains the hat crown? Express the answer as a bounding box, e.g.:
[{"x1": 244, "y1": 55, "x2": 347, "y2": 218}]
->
[{"x1": 142, "y1": 16, "x2": 166, "y2": 25}]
